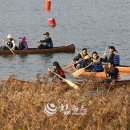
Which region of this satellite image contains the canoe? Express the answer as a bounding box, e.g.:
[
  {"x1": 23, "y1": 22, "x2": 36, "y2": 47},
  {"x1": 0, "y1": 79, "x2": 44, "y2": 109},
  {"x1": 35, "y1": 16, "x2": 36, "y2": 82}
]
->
[
  {"x1": 117, "y1": 66, "x2": 130, "y2": 73},
  {"x1": 0, "y1": 44, "x2": 75, "y2": 54},
  {"x1": 70, "y1": 65, "x2": 107, "y2": 78},
  {"x1": 68, "y1": 64, "x2": 130, "y2": 79}
]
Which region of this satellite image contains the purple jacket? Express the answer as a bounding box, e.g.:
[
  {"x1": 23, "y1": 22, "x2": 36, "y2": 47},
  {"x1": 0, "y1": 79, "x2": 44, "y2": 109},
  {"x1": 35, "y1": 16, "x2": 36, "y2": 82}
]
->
[
  {"x1": 23, "y1": 41, "x2": 28, "y2": 50},
  {"x1": 18, "y1": 41, "x2": 28, "y2": 50}
]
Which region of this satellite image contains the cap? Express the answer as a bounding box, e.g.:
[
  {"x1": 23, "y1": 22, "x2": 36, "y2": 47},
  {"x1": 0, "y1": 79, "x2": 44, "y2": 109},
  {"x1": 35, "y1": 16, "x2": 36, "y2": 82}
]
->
[
  {"x1": 43, "y1": 32, "x2": 49, "y2": 35},
  {"x1": 7, "y1": 34, "x2": 13, "y2": 39}
]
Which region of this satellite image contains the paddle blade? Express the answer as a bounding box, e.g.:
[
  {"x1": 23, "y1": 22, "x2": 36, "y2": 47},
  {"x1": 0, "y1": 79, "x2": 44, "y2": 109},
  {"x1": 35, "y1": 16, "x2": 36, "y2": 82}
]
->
[
  {"x1": 65, "y1": 79, "x2": 79, "y2": 89},
  {"x1": 72, "y1": 68, "x2": 85, "y2": 77}
]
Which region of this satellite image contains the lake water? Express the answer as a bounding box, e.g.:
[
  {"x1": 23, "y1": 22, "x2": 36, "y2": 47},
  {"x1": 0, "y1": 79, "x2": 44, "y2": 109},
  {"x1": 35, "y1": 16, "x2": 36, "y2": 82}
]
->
[{"x1": 0, "y1": 0, "x2": 130, "y2": 80}]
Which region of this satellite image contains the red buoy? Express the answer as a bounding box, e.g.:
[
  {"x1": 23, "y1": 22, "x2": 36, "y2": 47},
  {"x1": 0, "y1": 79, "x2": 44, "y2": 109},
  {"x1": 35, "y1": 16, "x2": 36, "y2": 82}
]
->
[
  {"x1": 48, "y1": 18, "x2": 56, "y2": 27},
  {"x1": 45, "y1": 0, "x2": 51, "y2": 12}
]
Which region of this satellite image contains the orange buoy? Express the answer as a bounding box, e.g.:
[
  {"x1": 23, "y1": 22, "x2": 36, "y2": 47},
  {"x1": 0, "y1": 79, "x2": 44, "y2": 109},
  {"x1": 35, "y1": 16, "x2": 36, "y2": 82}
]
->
[
  {"x1": 45, "y1": 0, "x2": 51, "y2": 12},
  {"x1": 48, "y1": 18, "x2": 56, "y2": 27}
]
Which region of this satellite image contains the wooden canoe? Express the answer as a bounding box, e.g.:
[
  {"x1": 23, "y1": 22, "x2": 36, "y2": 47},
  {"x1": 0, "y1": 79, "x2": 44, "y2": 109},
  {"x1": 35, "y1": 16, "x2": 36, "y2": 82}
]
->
[
  {"x1": 70, "y1": 65, "x2": 107, "y2": 78},
  {"x1": 117, "y1": 66, "x2": 130, "y2": 73},
  {"x1": 0, "y1": 44, "x2": 75, "y2": 54},
  {"x1": 68, "y1": 64, "x2": 130, "y2": 79}
]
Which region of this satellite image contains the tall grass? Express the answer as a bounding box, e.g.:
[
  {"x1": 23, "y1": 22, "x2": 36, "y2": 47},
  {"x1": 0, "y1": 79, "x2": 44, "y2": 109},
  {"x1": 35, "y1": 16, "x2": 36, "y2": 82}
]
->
[{"x1": 0, "y1": 75, "x2": 130, "y2": 130}]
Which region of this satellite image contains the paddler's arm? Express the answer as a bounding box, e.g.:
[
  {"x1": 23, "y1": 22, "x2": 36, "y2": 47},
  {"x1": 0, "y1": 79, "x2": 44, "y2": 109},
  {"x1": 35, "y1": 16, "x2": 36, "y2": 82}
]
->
[
  {"x1": 37, "y1": 39, "x2": 50, "y2": 46},
  {"x1": 73, "y1": 53, "x2": 81, "y2": 63},
  {"x1": 48, "y1": 68, "x2": 55, "y2": 76},
  {"x1": 37, "y1": 40, "x2": 45, "y2": 44},
  {"x1": 104, "y1": 69, "x2": 110, "y2": 78},
  {"x1": 107, "y1": 53, "x2": 114, "y2": 62},
  {"x1": 100, "y1": 56, "x2": 107, "y2": 62}
]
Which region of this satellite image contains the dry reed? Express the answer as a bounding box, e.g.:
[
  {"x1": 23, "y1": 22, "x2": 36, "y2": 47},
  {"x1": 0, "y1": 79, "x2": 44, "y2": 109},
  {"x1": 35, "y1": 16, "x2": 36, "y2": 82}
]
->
[{"x1": 0, "y1": 75, "x2": 130, "y2": 130}]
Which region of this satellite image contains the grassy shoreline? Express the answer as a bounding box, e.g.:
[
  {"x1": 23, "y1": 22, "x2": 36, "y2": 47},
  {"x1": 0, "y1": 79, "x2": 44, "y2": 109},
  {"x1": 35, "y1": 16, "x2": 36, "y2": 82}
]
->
[{"x1": 0, "y1": 76, "x2": 130, "y2": 130}]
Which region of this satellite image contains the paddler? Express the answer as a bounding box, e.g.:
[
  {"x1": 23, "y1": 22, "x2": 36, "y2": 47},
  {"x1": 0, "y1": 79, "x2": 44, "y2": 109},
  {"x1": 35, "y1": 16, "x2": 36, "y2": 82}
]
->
[
  {"x1": 107, "y1": 46, "x2": 120, "y2": 66},
  {"x1": 73, "y1": 48, "x2": 91, "y2": 69},
  {"x1": 91, "y1": 51, "x2": 107, "y2": 72},
  {"x1": 48, "y1": 61, "x2": 65, "y2": 82},
  {"x1": 37, "y1": 32, "x2": 53, "y2": 49},
  {"x1": 16, "y1": 36, "x2": 28, "y2": 50},
  {"x1": 104, "y1": 61, "x2": 119, "y2": 82},
  {"x1": 0, "y1": 34, "x2": 16, "y2": 50}
]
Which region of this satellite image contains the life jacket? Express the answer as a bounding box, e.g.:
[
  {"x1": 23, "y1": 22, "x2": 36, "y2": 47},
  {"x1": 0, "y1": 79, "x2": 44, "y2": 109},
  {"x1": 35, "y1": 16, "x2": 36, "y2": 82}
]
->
[
  {"x1": 80, "y1": 52, "x2": 90, "y2": 60},
  {"x1": 6, "y1": 41, "x2": 13, "y2": 49},
  {"x1": 92, "y1": 57, "x2": 103, "y2": 72},
  {"x1": 19, "y1": 42, "x2": 25, "y2": 50},
  {"x1": 113, "y1": 51, "x2": 120, "y2": 66}
]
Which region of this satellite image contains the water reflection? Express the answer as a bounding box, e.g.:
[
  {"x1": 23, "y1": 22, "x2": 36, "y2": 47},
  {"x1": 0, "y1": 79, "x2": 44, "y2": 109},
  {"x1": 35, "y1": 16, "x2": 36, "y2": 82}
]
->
[
  {"x1": 18, "y1": 54, "x2": 29, "y2": 62},
  {"x1": 39, "y1": 53, "x2": 54, "y2": 64},
  {"x1": 1, "y1": 54, "x2": 16, "y2": 60}
]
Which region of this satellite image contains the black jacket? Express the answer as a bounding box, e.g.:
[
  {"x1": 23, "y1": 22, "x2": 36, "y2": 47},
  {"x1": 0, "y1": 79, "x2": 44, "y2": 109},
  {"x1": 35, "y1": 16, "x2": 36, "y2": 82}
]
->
[
  {"x1": 40, "y1": 37, "x2": 53, "y2": 48},
  {"x1": 106, "y1": 67, "x2": 119, "y2": 80}
]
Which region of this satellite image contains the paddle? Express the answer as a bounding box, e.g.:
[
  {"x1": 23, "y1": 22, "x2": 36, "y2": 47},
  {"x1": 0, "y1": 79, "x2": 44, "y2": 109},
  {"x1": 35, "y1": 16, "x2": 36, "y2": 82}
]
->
[
  {"x1": 102, "y1": 45, "x2": 109, "y2": 57},
  {"x1": 72, "y1": 63, "x2": 92, "y2": 77},
  {"x1": 1, "y1": 39, "x2": 15, "y2": 54},
  {"x1": 103, "y1": 46, "x2": 108, "y2": 56},
  {"x1": 63, "y1": 59, "x2": 84, "y2": 71},
  {"x1": 48, "y1": 68, "x2": 79, "y2": 89}
]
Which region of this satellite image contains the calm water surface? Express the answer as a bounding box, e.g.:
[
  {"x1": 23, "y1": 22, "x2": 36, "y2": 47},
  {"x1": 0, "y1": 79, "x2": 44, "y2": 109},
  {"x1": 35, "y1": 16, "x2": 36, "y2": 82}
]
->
[{"x1": 0, "y1": 0, "x2": 130, "y2": 80}]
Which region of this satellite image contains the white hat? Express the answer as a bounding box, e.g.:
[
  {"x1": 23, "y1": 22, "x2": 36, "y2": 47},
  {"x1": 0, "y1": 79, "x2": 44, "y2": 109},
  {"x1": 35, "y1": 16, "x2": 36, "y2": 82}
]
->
[{"x1": 7, "y1": 34, "x2": 13, "y2": 39}]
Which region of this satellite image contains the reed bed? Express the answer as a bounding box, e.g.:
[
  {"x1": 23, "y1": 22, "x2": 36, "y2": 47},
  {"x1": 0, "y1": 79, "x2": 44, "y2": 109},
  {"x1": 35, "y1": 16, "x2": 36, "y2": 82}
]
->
[{"x1": 0, "y1": 75, "x2": 130, "y2": 130}]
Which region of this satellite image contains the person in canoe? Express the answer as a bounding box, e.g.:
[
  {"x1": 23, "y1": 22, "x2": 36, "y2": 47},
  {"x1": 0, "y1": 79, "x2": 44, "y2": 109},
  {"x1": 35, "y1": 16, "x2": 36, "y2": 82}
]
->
[
  {"x1": 0, "y1": 34, "x2": 16, "y2": 50},
  {"x1": 15, "y1": 36, "x2": 28, "y2": 50},
  {"x1": 104, "y1": 61, "x2": 119, "y2": 82},
  {"x1": 37, "y1": 32, "x2": 53, "y2": 49},
  {"x1": 107, "y1": 46, "x2": 120, "y2": 66},
  {"x1": 73, "y1": 48, "x2": 91, "y2": 69},
  {"x1": 91, "y1": 51, "x2": 107, "y2": 72},
  {"x1": 48, "y1": 61, "x2": 65, "y2": 82}
]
